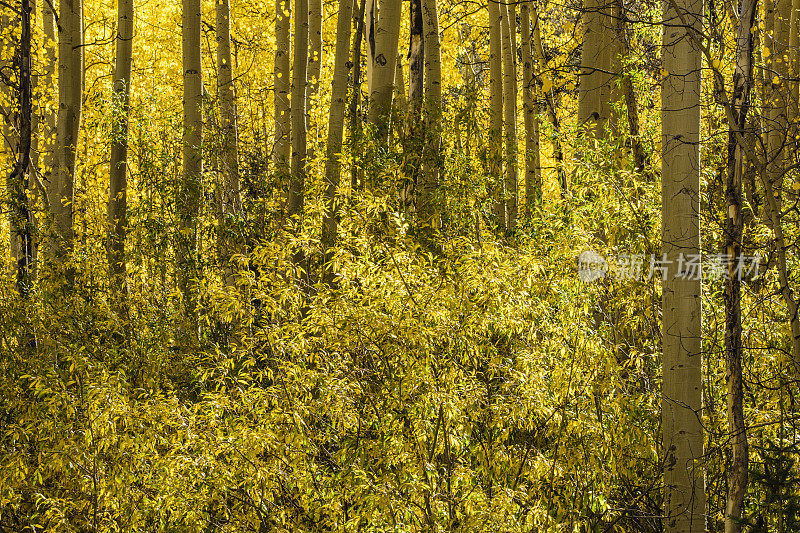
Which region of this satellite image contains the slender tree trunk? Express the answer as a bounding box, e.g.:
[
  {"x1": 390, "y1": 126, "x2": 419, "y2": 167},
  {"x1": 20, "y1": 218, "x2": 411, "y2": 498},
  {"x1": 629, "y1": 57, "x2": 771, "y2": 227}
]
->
[
  {"x1": 406, "y1": 0, "x2": 424, "y2": 211},
  {"x1": 724, "y1": 2, "x2": 757, "y2": 529},
  {"x1": 499, "y1": 1, "x2": 517, "y2": 230},
  {"x1": 612, "y1": 0, "x2": 647, "y2": 171},
  {"x1": 50, "y1": 0, "x2": 83, "y2": 279},
  {"x1": 521, "y1": 2, "x2": 542, "y2": 215},
  {"x1": 392, "y1": 53, "x2": 406, "y2": 142},
  {"x1": 366, "y1": 0, "x2": 403, "y2": 145},
  {"x1": 488, "y1": 0, "x2": 504, "y2": 225},
  {"x1": 107, "y1": 0, "x2": 134, "y2": 316},
  {"x1": 322, "y1": 0, "x2": 354, "y2": 284},
  {"x1": 349, "y1": 0, "x2": 366, "y2": 191},
  {"x1": 419, "y1": 0, "x2": 441, "y2": 226},
  {"x1": 661, "y1": 0, "x2": 706, "y2": 529},
  {"x1": 578, "y1": 0, "x2": 611, "y2": 137},
  {"x1": 8, "y1": 0, "x2": 35, "y2": 299},
  {"x1": 178, "y1": 0, "x2": 203, "y2": 345},
  {"x1": 274, "y1": 0, "x2": 291, "y2": 198},
  {"x1": 288, "y1": 0, "x2": 309, "y2": 220},
  {"x1": 365, "y1": 0, "x2": 376, "y2": 97},
  {"x1": 216, "y1": 0, "x2": 243, "y2": 287}
]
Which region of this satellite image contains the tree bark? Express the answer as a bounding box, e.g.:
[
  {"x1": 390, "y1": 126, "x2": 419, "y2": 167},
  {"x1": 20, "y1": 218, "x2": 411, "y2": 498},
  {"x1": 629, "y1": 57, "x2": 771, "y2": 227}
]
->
[
  {"x1": 349, "y1": 0, "x2": 366, "y2": 191},
  {"x1": 322, "y1": 0, "x2": 354, "y2": 284},
  {"x1": 8, "y1": 0, "x2": 35, "y2": 299},
  {"x1": 724, "y1": 2, "x2": 757, "y2": 529},
  {"x1": 366, "y1": 0, "x2": 403, "y2": 145},
  {"x1": 405, "y1": 0, "x2": 424, "y2": 211},
  {"x1": 216, "y1": 0, "x2": 243, "y2": 288},
  {"x1": 178, "y1": 0, "x2": 203, "y2": 344},
  {"x1": 499, "y1": 1, "x2": 518, "y2": 230},
  {"x1": 661, "y1": 0, "x2": 706, "y2": 529},
  {"x1": 50, "y1": 0, "x2": 84, "y2": 279},
  {"x1": 107, "y1": 0, "x2": 134, "y2": 316},
  {"x1": 419, "y1": 0, "x2": 441, "y2": 226},
  {"x1": 578, "y1": 0, "x2": 612, "y2": 137},
  {"x1": 520, "y1": 2, "x2": 542, "y2": 215},
  {"x1": 288, "y1": 0, "x2": 309, "y2": 220}
]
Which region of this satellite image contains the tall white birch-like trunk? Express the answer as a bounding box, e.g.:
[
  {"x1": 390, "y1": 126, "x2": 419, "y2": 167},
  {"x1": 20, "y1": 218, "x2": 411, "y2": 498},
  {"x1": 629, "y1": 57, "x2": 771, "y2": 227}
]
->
[
  {"x1": 661, "y1": 0, "x2": 706, "y2": 528},
  {"x1": 366, "y1": 0, "x2": 403, "y2": 144}
]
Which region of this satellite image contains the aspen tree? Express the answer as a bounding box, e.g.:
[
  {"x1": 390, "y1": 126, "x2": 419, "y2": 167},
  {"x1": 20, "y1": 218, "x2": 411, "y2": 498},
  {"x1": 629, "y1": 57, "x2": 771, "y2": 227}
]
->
[
  {"x1": 178, "y1": 0, "x2": 203, "y2": 344},
  {"x1": 406, "y1": 0, "x2": 424, "y2": 211},
  {"x1": 419, "y1": 0, "x2": 441, "y2": 225},
  {"x1": 612, "y1": 0, "x2": 647, "y2": 171},
  {"x1": 488, "y1": 0, "x2": 504, "y2": 225},
  {"x1": 288, "y1": 0, "x2": 308, "y2": 219},
  {"x1": 578, "y1": 0, "x2": 611, "y2": 137},
  {"x1": 366, "y1": 0, "x2": 376, "y2": 95},
  {"x1": 322, "y1": 0, "x2": 354, "y2": 283},
  {"x1": 8, "y1": 0, "x2": 35, "y2": 298},
  {"x1": 107, "y1": 0, "x2": 134, "y2": 314},
  {"x1": 499, "y1": 1, "x2": 517, "y2": 230},
  {"x1": 274, "y1": 0, "x2": 291, "y2": 192},
  {"x1": 520, "y1": 2, "x2": 542, "y2": 213},
  {"x1": 724, "y1": 3, "x2": 758, "y2": 529},
  {"x1": 216, "y1": 0, "x2": 243, "y2": 286},
  {"x1": 50, "y1": 0, "x2": 83, "y2": 275},
  {"x1": 661, "y1": 0, "x2": 706, "y2": 528},
  {"x1": 349, "y1": 0, "x2": 366, "y2": 190},
  {"x1": 366, "y1": 0, "x2": 403, "y2": 144}
]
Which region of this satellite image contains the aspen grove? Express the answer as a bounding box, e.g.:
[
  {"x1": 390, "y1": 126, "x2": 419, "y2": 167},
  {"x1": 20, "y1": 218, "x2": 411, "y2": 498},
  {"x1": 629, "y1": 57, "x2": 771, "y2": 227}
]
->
[{"x1": 2, "y1": 0, "x2": 800, "y2": 530}]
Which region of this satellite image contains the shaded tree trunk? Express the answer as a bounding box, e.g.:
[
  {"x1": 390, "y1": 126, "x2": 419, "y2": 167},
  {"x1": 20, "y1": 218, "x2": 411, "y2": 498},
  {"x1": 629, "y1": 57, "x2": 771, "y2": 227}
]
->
[
  {"x1": 216, "y1": 0, "x2": 243, "y2": 287},
  {"x1": 49, "y1": 0, "x2": 84, "y2": 280},
  {"x1": 288, "y1": 0, "x2": 309, "y2": 220},
  {"x1": 107, "y1": 0, "x2": 134, "y2": 316},
  {"x1": 405, "y1": 0, "x2": 424, "y2": 211},
  {"x1": 322, "y1": 0, "x2": 354, "y2": 284},
  {"x1": 8, "y1": 0, "x2": 35, "y2": 299},
  {"x1": 349, "y1": 0, "x2": 366, "y2": 191},
  {"x1": 499, "y1": 1, "x2": 517, "y2": 230},
  {"x1": 520, "y1": 2, "x2": 542, "y2": 215},
  {"x1": 724, "y1": 3, "x2": 757, "y2": 529},
  {"x1": 418, "y1": 0, "x2": 441, "y2": 226},
  {"x1": 178, "y1": 0, "x2": 203, "y2": 345}
]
